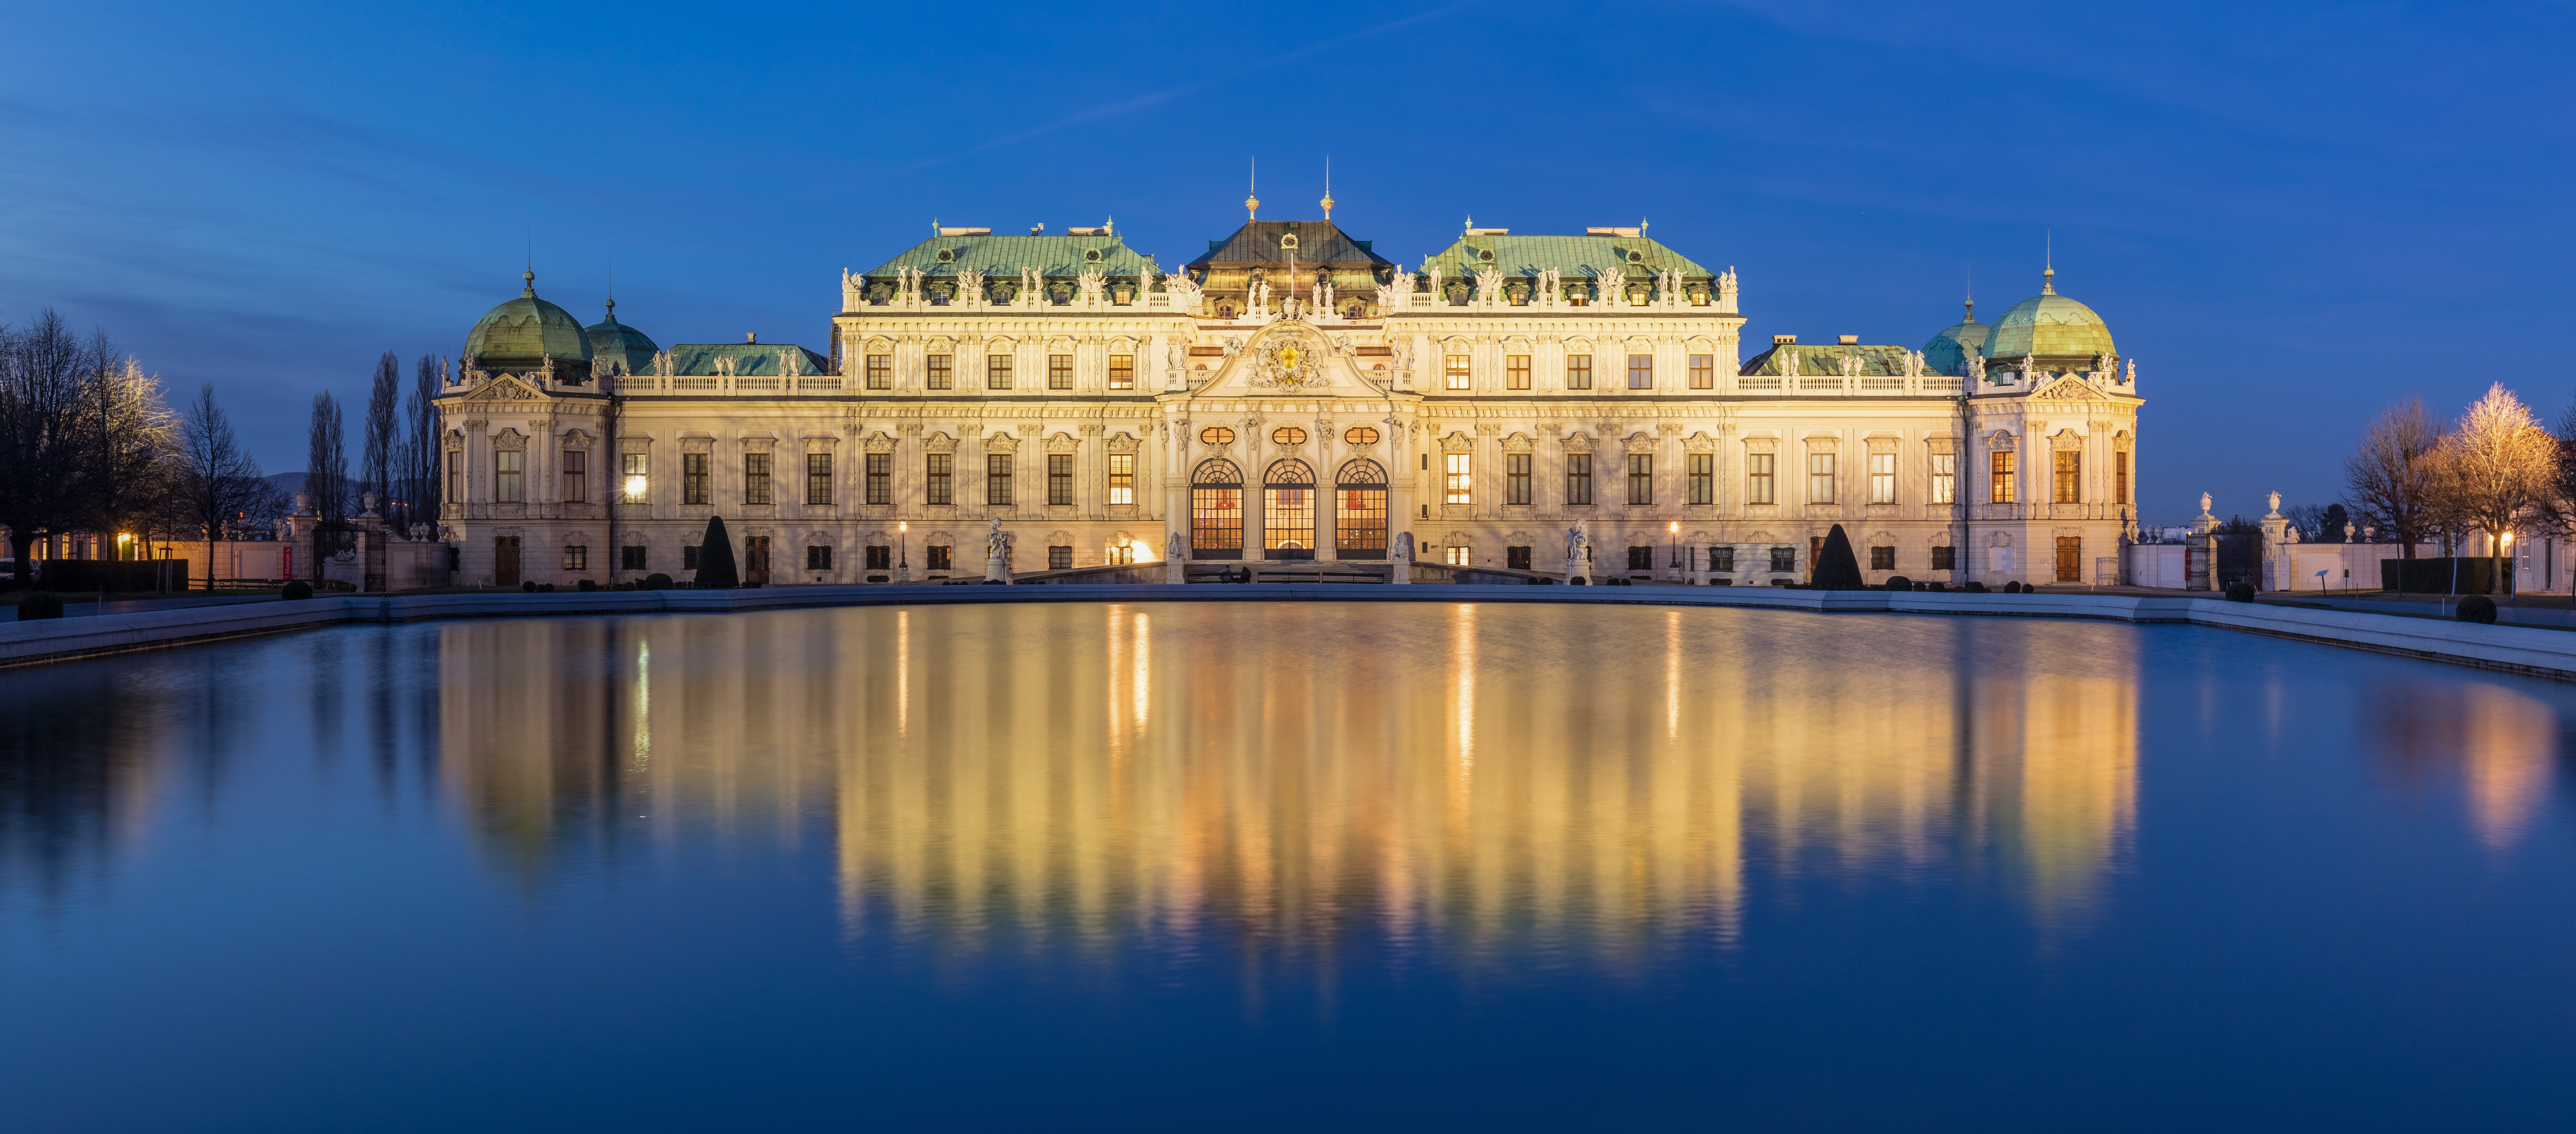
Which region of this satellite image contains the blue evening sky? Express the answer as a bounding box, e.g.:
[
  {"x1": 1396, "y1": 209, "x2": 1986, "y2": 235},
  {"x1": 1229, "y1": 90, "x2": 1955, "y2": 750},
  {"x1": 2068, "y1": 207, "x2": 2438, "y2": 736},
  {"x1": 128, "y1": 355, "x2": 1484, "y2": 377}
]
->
[{"x1": 2, "y1": 1, "x2": 2567, "y2": 523}]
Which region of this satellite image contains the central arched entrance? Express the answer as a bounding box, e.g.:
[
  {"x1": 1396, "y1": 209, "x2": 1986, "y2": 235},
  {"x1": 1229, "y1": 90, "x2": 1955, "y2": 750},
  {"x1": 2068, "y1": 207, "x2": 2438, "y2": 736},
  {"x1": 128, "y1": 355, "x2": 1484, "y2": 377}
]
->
[
  {"x1": 1263, "y1": 459, "x2": 1315, "y2": 560},
  {"x1": 1191, "y1": 458, "x2": 1243, "y2": 559},
  {"x1": 1335, "y1": 458, "x2": 1387, "y2": 559}
]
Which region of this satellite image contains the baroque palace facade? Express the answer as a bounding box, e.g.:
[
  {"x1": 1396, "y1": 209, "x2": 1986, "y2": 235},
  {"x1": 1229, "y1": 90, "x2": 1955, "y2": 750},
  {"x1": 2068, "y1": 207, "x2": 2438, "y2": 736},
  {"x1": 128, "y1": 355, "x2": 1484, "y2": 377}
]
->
[{"x1": 437, "y1": 198, "x2": 2142, "y2": 588}]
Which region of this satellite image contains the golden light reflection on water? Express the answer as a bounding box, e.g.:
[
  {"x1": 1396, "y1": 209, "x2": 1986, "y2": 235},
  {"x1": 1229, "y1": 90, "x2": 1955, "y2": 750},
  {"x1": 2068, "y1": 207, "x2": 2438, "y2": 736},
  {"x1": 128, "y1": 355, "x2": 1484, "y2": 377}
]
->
[
  {"x1": 429, "y1": 604, "x2": 2164, "y2": 960},
  {"x1": 2372, "y1": 682, "x2": 2559, "y2": 850}
]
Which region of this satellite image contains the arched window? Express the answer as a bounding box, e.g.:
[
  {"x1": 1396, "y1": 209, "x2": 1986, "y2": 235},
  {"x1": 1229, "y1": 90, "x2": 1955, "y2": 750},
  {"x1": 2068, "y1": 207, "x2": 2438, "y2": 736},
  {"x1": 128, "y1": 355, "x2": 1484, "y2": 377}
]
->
[
  {"x1": 1335, "y1": 458, "x2": 1387, "y2": 557},
  {"x1": 1264, "y1": 459, "x2": 1315, "y2": 557},
  {"x1": 1191, "y1": 458, "x2": 1243, "y2": 559}
]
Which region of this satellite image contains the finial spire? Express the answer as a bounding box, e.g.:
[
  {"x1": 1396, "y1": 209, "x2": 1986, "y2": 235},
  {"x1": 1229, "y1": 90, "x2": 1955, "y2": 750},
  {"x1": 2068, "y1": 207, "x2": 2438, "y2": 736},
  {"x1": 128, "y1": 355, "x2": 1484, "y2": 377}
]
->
[
  {"x1": 1320, "y1": 155, "x2": 1333, "y2": 219},
  {"x1": 1965, "y1": 264, "x2": 1973, "y2": 320},
  {"x1": 521, "y1": 269, "x2": 535, "y2": 298},
  {"x1": 1245, "y1": 158, "x2": 1259, "y2": 220},
  {"x1": 2043, "y1": 232, "x2": 2055, "y2": 294}
]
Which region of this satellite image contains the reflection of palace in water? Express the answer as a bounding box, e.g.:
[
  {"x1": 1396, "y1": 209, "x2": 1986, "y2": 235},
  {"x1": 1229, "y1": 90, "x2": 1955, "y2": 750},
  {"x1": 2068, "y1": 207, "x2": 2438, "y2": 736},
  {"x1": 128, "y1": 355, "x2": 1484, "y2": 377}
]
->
[{"x1": 431, "y1": 604, "x2": 2148, "y2": 954}]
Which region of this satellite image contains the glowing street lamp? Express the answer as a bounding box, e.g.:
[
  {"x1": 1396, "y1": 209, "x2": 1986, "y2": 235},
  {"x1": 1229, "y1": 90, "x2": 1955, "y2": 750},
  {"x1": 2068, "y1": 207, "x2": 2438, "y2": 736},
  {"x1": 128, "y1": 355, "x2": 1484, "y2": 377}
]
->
[
  {"x1": 897, "y1": 521, "x2": 910, "y2": 584},
  {"x1": 1668, "y1": 520, "x2": 1681, "y2": 583}
]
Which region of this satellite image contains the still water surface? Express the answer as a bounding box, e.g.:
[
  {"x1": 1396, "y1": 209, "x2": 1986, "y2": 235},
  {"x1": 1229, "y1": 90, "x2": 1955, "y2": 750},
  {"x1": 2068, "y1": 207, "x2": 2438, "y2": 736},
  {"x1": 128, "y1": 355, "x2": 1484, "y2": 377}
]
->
[{"x1": 3, "y1": 603, "x2": 2572, "y2": 1130}]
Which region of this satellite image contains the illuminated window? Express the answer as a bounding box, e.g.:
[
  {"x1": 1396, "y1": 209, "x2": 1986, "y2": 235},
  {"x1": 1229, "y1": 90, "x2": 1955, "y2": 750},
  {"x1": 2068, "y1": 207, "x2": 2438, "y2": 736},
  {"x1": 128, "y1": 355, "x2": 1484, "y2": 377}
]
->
[
  {"x1": 866, "y1": 354, "x2": 890, "y2": 390},
  {"x1": 1931, "y1": 452, "x2": 1956, "y2": 505},
  {"x1": 1263, "y1": 460, "x2": 1314, "y2": 551},
  {"x1": 807, "y1": 453, "x2": 832, "y2": 506},
  {"x1": 1870, "y1": 452, "x2": 1896, "y2": 504},
  {"x1": 1335, "y1": 459, "x2": 1387, "y2": 552},
  {"x1": 1808, "y1": 453, "x2": 1835, "y2": 504},
  {"x1": 1446, "y1": 355, "x2": 1471, "y2": 390},
  {"x1": 1506, "y1": 454, "x2": 1531, "y2": 504},
  {"x1": 1444, "y1": 453, "x2": 1471, "y2": 505},
  {"x1": 1192, "y1": 459, "x2": 1243, "y2": 554},
  {"x1": 1048, "y1": 454, "x2": 1072, "y2": 506},
  {"x1": 1628, "y1": 354, "x2": 1653, "y2": 390},
  {"x1": 1566, "y1": 453, "x2": 1593, "y2": 505},
  {"x1": 621, "y1": 453, "x2": 647, "y2": 503},
  {"x1": 1565, "y1": 354, "x2": 1592, "y2": 390},
  {"x1": 2115, "y1": 450, "x2": 2130, "y2": 503},
  {"x1": 494, "y1": 450, "x2": 522, "y2": 502},
  {"x1": 1506, "y1": 355, "x2": 1530, "y2": 390},
  {"x1": 561, "y1": 449, "x2": 585, "y2": 502},
  {"x1": 1344, "y1": 426, "x2": 1379, "y2": 445},
  {"x1": 1108, "y1": 354, "x2": 1133, "y2": 390},
  {"x1": 1199, "y1": 426, "x2": 1234, "y2": 445},
  {"x1": 1627, "y1": 454, "x2": 1653, "y2": 505},
  {"x1": 926, "y1": 354, "x2": 952, "y2": 390},
  {"x1": 1271, "y1": 426, "x2": 1307, "y2": 445},
  {"x1": 1445, "y1": 545, "x2": 1470, "y2": 565},
  {"x1": 986, "y1": 454, "x2": 1012, "y2": 506},
  {"x1": 1689, "y1": 354, "x2": 1714, "y2": 389},
  {"x1": 745, "y1": 452, "x2": 771, "y2": 505},
  {"x1": 1990, "y1": 451, "x2": 2016, "y2": 504},
  {"x1": 1108, "y1": 453, "x2": 1135, "y2": 505},
  {"x1": 1746, "y1": 453, "x2": 1774, "y2": 505},
  {"x1": 2055, "y1": 451, "x2": 2081, "y2": 503},
  {"x1": 1048, "y1": 353, "x2": 1072, "y2": 390},
  {"x1": 926, "y1": 453, "x2": 951, "y2": 505},
  {"x1": 866, "y1": 453, "x2": 890, "y2": 505},
  {"x1": 1688, "y1": 453, "x2": 1713, "y2": 504}
]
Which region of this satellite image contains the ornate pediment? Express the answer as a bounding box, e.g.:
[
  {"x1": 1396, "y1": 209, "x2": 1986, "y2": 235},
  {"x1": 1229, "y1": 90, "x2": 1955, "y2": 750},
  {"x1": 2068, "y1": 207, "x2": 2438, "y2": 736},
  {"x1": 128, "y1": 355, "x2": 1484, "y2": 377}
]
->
[
  {"x1": 1045, "y1": 431, "x2": 1079, "y2": 454},
  {"x1": 2032, "y1": 376, "x2": 2106, "y2": 402},
  {"x1": 468, "y1": 375, "x2": 542, "y2": 402},
  {"x1": 1104, "y1": 431, "x2": 1141, "y2": 454}
]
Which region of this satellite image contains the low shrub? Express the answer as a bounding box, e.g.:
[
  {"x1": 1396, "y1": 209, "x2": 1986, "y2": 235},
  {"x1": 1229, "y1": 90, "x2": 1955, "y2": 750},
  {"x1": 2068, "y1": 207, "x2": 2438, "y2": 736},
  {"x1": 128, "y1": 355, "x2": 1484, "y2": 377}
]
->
[
  {"x1": 1965, "y1": 581, "x2": 1989, "y2": 593},
  {"x1": 645, "y1": 573, "x2": 673, "y2": 590},
  {"x1": 520, "y1": 581, "x2": 537, "y2": 592},
  {"x1": 2002, "y1": 581, "x2": 2022, "y2": 593},
  {"x1": 18, "y1": 591, "x2": 65, "y2": 620},
  {"x1": 576, "y1": 579, "x2": 596, "y2": 592},
  {"x1": 2225, "y1": 580, "x2": 2257, "y2": 603},
  {"x1": 280, "y1": 581, "x2": 314, "y2": 601},
  {"x1": 1884, "y1": 576, "x2": 1912, "y2": 591},
  {"x1": 1927, "y1": 581, "x2": 1947, "y2": 592},
  {"x1": 2457, "y1": 594, "x2": 2498, "y2": 624}
]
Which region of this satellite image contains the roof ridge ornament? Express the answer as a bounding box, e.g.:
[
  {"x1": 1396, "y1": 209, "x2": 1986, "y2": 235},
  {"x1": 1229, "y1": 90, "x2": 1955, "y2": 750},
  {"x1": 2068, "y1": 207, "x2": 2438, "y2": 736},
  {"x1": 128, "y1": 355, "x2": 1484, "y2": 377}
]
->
[
  {"x1": 521, "y1": 269, "x2": 535, "y2": 298},
  {"x1": 1320, "y1": 156, "x2": 1333, "y2": 219},
  {"x1": 1245, "y1": 158, "x2": 1259, "y2": 220}
]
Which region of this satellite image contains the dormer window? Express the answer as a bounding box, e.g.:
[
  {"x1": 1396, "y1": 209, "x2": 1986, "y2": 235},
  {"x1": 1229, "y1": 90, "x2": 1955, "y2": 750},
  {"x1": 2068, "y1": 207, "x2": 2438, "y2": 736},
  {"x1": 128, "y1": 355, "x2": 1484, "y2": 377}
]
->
[
  {"x1": 1279, "y1": 234, "x2": 1300, "y2": 250},
  {"x1": 1626, "y1": 249, "x2": 1645, "y2": 264},
  {"x1": 1084, "y1": 248, "x2": 1103, "y2": 263},
  {"x1": 934, "y1": 249, "x2": 956, "y2": 263},
  {"x1": 1476, "y1": 248, "x2": 1495, "y2": 262}
]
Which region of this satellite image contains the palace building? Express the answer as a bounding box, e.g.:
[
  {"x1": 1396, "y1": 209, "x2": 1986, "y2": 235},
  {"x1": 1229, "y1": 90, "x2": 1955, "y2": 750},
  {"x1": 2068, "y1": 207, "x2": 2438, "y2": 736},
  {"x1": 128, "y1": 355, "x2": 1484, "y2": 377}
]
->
[{"x1": 435, "y1": 197, "x2": 2142, "y2": 588}]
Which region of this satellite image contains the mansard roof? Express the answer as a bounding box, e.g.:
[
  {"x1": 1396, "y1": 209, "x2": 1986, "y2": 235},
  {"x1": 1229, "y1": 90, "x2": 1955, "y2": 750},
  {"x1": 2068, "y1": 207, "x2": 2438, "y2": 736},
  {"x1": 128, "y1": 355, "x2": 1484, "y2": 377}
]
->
[
  {"x1": 665, "y1": 342, "x2": 830, "y2": 377},
  {"x1": 1186, "y1": 220, "x2": 1390, "y2": 270},
  {"x1": 1418, "y1": 233, "x2": 1716, "y2": 282},
  {"x1": 1739, "y1": 342, "x2": 1915, "y2": 377},
  {"x1": 858, "y1": 234, "x2": 1159, "y2": 282}
]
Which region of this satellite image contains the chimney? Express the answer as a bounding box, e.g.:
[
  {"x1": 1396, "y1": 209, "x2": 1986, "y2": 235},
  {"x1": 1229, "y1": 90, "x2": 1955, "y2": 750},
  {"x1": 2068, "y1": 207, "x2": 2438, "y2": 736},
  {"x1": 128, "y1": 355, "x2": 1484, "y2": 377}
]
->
[
  {"x1": 746, "y1": 332, "x2": 758, "y2": 343},
  {"x1": 1772, "y1": 334, "x2": 1797, "y2": 346},
  {"x1": 1838, "y1": 334, "x2": 1859, "y2": 345}
]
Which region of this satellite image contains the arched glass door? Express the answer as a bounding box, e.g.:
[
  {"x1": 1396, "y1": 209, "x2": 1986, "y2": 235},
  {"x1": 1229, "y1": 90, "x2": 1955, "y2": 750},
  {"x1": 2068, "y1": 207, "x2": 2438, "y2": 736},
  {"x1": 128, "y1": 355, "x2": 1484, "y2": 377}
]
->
[
  {"x1": 1335, "y1": 458, "x2": 1387, "y2": 559},
  {"x1": 1264, "y1": 459, "x2": 1315, "y2": 559},
  {"x1": 1191, "y1": 459, "x2": 1243, "y2": 559}
]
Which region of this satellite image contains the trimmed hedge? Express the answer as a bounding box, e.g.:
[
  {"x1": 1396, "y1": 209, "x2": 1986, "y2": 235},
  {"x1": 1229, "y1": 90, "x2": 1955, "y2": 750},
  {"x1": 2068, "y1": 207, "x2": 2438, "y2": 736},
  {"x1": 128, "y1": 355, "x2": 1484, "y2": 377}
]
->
[{"x1": 2456, "y1": 594, "x2": 2498, "y2": 623}]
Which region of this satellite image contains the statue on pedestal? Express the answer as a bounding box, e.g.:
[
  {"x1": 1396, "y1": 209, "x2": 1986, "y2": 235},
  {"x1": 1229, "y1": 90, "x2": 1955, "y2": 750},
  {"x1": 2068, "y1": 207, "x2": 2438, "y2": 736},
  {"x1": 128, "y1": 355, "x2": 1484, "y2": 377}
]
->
[
  {"x1": 985, "y1": 518, "x2": 1013, "y2": 583},
  {"x1": 1563, "y1": 523, "x2": 1593, "y2": 585},
  {"x1": 1390, "y1": 531, "x2": 1414, "y2": 585}
]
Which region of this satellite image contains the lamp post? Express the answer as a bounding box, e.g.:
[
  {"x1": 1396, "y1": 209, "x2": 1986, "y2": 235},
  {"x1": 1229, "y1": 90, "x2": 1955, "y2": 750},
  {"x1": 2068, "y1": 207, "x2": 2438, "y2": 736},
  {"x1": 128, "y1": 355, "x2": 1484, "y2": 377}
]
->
[
  {"x1": 1668, "y1": 521, "x2": 1681, "y2": 584},
  {"x1": 897, "y1": 521, "x2": 910, "y2": 584}
]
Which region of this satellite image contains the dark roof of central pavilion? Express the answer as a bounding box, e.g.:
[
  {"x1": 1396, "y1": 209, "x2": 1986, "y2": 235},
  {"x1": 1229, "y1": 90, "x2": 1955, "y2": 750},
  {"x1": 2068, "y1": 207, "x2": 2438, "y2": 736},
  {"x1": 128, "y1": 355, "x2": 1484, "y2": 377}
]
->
[{"x1": 1185, "y1": 220, "x2": 1392, "y2": 271}]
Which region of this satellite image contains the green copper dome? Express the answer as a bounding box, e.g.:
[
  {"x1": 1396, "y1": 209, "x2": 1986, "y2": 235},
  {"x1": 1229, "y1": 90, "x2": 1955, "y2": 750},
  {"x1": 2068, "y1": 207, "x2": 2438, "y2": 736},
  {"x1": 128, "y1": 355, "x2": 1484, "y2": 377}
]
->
[
  {"x1": 1982, "y1": 269, "x2": 2113, "y2": 364},
  {"x1": 1922, "y1": 299, "x2": 1991, "y2": 377},
  {"x1": 465, "y1": 271, "x2": 593, "y2": 374},
  {"x1": 584, "y1": 298, "x2": 659, "y2": 377}
]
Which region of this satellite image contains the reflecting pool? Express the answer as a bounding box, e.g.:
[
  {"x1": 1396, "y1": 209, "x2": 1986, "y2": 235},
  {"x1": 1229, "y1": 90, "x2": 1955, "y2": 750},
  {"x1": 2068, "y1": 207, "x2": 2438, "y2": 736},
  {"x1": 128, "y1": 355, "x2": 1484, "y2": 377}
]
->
[{"x1": 4, "y1": 603, "x2": 2573, "y2": 1130}]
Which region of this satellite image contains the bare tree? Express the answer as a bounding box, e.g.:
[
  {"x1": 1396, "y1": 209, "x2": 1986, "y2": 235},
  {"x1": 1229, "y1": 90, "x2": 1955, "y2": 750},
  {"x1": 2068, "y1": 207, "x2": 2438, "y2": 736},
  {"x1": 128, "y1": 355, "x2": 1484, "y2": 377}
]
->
[
  {"x1": 0, "y1": 310, "x2": 113, "y2": 585},
  {"x1": 397, "y1": 355, "x2": 442, "y2": 533},
  {"x1": 2344, "y1": 398, "x2": 2445, "y2": 558},
  {"x1": 2443, "y1": 383, "x2": 2558, "y2": 594},
  {"x1": 77, "y1": 356, "x2": 177, "y2": 549},
  {"x1": 306, "y1": 391, "x2": 347, "y2": 523},
  {"x1": 363, "y1": 351, "x2": 398, "y2": 514},
  {"x1": 173, "y1": 385, "x2": 267, "y2": 591}
]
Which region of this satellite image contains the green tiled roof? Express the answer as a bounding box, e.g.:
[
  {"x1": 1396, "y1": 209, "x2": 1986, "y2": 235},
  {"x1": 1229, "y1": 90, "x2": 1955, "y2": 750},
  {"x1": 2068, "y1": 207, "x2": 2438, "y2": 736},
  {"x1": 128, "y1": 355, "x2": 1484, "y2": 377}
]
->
[
  {"x1": 1921, "y1": 310, "x2": 1989, "y2": 378},
  {"x1": 1984, "y1": 282, "x2": 2114, "y2": 362},
  {"x1": 665, "y1": 342, "x2": 829, "y2": 377},
  {"x1": 1186, "y1": 220, "x2": 1391, "y2": 270},
  {"x1": 1417, "y1": 234, "x2": 1715, "y2": 284},
  {"x1": 1739, "y1": 343, "x2": 1915, "y2": 377},
  {"x1": 858, "y1": 234, "x2": 1160, "y2": 281},
  {"x1": 465, "y1": 272, "x2": 591, "y2": 369}
]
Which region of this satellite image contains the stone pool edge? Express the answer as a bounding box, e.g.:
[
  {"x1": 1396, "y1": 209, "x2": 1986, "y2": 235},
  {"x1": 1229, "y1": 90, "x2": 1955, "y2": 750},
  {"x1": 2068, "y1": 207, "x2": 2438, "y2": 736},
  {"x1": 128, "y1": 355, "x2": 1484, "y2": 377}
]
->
[{"x1": 3, "y1": 585, "x2": 2569, "y2": 681}]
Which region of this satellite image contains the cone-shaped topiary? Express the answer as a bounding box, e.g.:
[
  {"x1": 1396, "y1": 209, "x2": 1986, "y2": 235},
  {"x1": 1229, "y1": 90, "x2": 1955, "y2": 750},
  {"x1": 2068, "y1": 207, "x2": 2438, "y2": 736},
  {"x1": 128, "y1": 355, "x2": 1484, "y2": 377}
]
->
[
  {"x1": 2457, "y1": 594, "x2": 2498, "y2": 623},
  {"x1": 1812, "y1": 525, "x2": 1867, "y2": 590},
  {"x1": 1884, "y1": 576, "x2": 1912, "y2": 591},
  {"x1": 695, "y1": 516, "x2": 740, "y2": 589}
]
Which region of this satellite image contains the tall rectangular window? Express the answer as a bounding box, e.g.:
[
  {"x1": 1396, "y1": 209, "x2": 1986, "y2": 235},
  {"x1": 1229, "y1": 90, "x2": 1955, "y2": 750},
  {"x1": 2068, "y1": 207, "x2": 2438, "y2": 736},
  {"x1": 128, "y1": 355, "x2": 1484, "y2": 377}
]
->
[
  {"x1": 987, "y1": 354, "x2": 1014, "y2": 390},
  {"x1": 1770, "y1": 546, "x2": 1795, "y2": 573},
  {"x1": 563, "y1": 545, "x2": 587, "y2": 571},
  {"x1": 562, "y1": 449, "x2": 586, "y2": 503},
  {"x1": 865, "y1": 546, "x2": 891, "y2": 571},
  {"x1": 866, "y1": 354, "x2": 890, "y2": 390},
  {"x1": 1808, "y1": 453, "x2": 1835, "y2": 504},
  {"x1": 684, "y1": 453, "x2": 710, "y2": 505},
  {"x1": 745, "y1": 452, "x2": 771, "y2": 505},
  {"x1": 1747, "y1": 453, "x2": 1776, "y2": 504},
  {"x1": 1869, "y1": 452, "x2": 1896, "y2": 504},
  {"x1": 1931, "y1": 546, "x2": 1957, "y2": 571},
  {"x1": 1506, "y1": 454, "x2": 1531, "y2": 504},
  {"x1": 1444, "y1": 454, "x2": 1471, "y2": 504},
  {"x1": 2115, "y1": 451, "x2": 2130, "y2": 504},
  {"x1": 1108, "y1": 354, "x2": 1133, "y2": 390},
  {"x1": 1627, "y1": 454, "x2": 1653, "y2": 505},
  {"x1": 2054, "y1": 451, "x2": 2081, "y2": 503},
  {"x1": 928, "y1": 545, "x2": 952, "y2": 572},
  {"x1": 621, "y1": 453, "x2": 646, "y2": 503},
  {"x1": 447, "y1": 450, "x2": 463, "y2": 502},
  {"x1": 1446, "y1": 355, "x2": 1471, "y2": 390},
  {"x1": 1931, "y1": 452, "x2": 1957, "y2": 505},
  {"x1": 807, "y1": 453, "x2": 832, "y2": 505},
  {"x1": 1049, "y1": 546, "x2": 1072, "y2": 570},
  {"x1": 1689, "y1": 354, "x2": 1714, "y2": 389},
  {"x1": 806, "y1": 545, "x2": 833, "y2": 570},
  {"x1": 1628, "y1": 354, "x2": 1654, "y2": 389},
  {"x1": 1108, "y1": 453, "x2": 1135, "y2": 505},
  {"x1": 1990, "y1": 452, "x2": 2016, "y2": 503},
  {"x1": 1566, "y1": 354, "x2": 1593, "y2": 390},
  {"x1": 494, "y1": 450, "x2": 522, "y2": 502},
  {"x1": 1565, "y1": 453, "x2": 1593, "y2": 505},
  {"x1": 1506, "y1": 355, "x2": 1530, "y2": 390},
  {"x1": 926, "y1": 454, "x2": 952, "y2": 505},
  {"x1": 622, "y1": 545, "x2": 647, "y2": 570},
  {"x1": 926, "y1": 354, "x2": 952, "y2": 390},
  {"x1": 1048, "y1": 454, "x2": 1073, "y2": 505},
  {"x1": 866, "y1": 453, "x2": 891, "y2": 505},
  {"x1": 987, "y1": 454, "x2": 1013, "y2": 506},
  {"x1": 1688, "y1": 454, "x2": 1713, "y2": 504},
  {"x1": 1048, "y1": 353, "x2": 1073, "y2": 390},
  {"x1": 1711, "y1": 546, "x2": 1734, "y2": 573}
]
